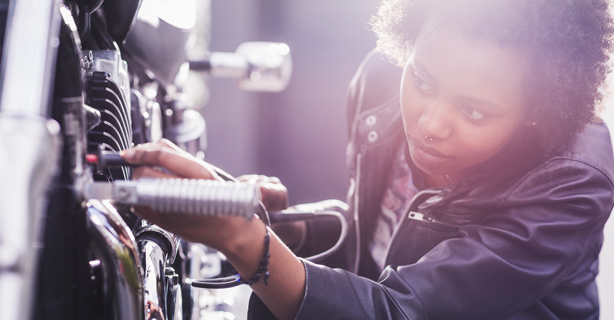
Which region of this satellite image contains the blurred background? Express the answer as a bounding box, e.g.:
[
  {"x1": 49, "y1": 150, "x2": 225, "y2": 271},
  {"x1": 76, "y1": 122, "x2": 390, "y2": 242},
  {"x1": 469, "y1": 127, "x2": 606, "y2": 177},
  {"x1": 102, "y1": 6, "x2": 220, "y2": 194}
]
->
[
  {"x1": 194, "y1": 0, "x2": 380, "y2": 205},
  {"x1": 189, "y1": 2, "x2": 382, "y2": 317},
  {"x1": 185, "y1": 0, "x2": 614, "y2": 318}
]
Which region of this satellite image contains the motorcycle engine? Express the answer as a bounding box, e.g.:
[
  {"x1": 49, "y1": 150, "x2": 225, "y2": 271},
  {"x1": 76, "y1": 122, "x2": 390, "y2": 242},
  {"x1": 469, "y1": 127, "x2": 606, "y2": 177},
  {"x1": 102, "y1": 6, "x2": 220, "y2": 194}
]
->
[{"x1": 30, "y1": 0, "x2": 292, "y2": 319}]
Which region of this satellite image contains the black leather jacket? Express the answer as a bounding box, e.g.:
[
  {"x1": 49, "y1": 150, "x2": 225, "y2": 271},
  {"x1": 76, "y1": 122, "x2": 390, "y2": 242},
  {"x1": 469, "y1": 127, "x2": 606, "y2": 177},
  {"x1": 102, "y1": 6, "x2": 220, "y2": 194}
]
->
[{"x1": 249, "y1": 51, "x2": 614, "y2": 320}]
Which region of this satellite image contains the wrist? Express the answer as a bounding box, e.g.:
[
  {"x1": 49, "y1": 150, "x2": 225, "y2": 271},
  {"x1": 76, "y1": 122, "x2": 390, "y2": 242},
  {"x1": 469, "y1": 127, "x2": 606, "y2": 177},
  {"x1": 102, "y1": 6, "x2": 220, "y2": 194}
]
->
[{"x1": 219, "y1": 217, "x2": 267, "y2": 262}]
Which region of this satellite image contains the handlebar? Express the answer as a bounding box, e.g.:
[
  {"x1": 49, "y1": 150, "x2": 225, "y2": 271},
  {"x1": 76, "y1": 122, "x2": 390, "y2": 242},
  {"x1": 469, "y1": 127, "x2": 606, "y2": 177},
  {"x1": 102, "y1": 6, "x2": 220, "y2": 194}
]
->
[{"x1": 83, "y1": 178, "x2": 261, "y2": 220}]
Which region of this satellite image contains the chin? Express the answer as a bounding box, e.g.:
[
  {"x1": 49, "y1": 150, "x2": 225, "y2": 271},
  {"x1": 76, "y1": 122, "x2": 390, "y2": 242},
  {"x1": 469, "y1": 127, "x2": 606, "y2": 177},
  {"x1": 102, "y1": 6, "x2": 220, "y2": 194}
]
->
[{"x1": 408, "y1": 150, "x2": 452, "y2": 176}]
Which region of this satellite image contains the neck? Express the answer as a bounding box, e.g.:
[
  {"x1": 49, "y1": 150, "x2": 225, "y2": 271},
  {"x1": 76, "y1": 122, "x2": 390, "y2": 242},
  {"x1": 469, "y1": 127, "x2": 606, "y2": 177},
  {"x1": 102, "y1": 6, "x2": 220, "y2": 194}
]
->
[{"x1": 423, "y1": 173, "x2": 456, "y2": 188}]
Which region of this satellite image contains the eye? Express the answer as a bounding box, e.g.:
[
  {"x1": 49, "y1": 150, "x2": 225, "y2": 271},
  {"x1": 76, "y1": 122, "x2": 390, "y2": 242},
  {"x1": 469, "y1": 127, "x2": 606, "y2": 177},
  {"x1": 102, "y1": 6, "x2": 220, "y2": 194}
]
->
[
  {"x1": 414, "y1": 72, "x2": 434, "y2": 94},
  {"x1": 459, "y1": 104, "x2": 486, "y2": 120}
]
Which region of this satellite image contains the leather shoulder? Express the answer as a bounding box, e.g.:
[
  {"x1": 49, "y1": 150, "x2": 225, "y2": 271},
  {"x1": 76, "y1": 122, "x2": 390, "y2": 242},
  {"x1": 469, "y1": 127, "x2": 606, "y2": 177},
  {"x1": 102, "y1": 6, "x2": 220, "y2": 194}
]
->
[
  {"x1": 346, "y1": 50, "x2": 403, "y2": 133},
  {"x1": 558, "y1": 121, "x2": 614, "y2": 184}
]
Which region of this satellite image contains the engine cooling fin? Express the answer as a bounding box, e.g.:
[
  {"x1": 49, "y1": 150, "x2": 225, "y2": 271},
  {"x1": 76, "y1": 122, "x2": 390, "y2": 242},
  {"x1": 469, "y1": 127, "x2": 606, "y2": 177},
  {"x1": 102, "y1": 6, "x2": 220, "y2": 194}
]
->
[{"x1": 87, "y1": 71, "x2": 132, "y2": 181}]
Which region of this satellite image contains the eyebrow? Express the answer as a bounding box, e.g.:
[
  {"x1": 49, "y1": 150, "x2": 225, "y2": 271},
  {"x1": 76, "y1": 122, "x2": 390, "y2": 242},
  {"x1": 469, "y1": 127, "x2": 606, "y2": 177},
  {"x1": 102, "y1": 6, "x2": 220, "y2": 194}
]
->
[
  {"x1": 412, "y1": 59, "x2": 439, "y2": 87},
  {"x1": 413, "y1": 58, "x2": 503, "y2": 112},
  {"x1": 458, "y1": 95, "x2": 503, "y2": 112}
]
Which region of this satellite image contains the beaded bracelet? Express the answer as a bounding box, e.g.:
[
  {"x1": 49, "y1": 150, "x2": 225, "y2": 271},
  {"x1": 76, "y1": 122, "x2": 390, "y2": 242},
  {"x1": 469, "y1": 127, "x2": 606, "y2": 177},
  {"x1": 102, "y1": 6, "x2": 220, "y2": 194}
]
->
[{"x1": 235, "y1": 228, "x2": 271, "y2": 286}]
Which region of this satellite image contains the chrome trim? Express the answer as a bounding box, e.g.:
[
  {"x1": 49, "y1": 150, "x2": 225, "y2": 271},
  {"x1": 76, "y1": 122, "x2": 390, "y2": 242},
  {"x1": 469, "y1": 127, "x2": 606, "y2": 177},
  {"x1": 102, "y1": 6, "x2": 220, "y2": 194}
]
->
[
  {"x1": 123, "y1": 0, "x2": 195, "y2": 87},
  {"x1": 0, "y1": 1, "x2": 64, "y2": 318},
  {"x1": 83, "y1": 178, "x2": 261, "y2": 220},
  {"x1": 86, "y1": 200, "x2": 143, "y2": 319},
  {"x1": 0, "y1": 116, "x2": 61, "y2": 320},
  {"x1": 169, "y1": 109, "x2": 206, "y2": 144},
  {"x1": 0, "y1": 0, "x2": 63, "y2": 116},
  {"x1": 85, "y1": 50, "x2": 132, "y2": 116},
  {"x1": 134, "y1": 224, "x2": 179, "y2": 264},
  {"x1": 140, "y1": 238, "x2": 167, "y2": 320},
  {"x1": 205, "y1": 42, "x2": 293, "y2": 92},
  {"x1": 235, "y1": 42, "x2": 292, "y2": 92}
]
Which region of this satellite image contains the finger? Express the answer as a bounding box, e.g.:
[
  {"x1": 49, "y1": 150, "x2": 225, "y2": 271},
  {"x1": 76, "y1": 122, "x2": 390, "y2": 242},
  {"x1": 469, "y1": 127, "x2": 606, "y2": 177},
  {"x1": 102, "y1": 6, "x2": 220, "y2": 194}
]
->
[
  {"x1": 267, "y1": 176, "x2": 282, "y2": 184},
  {"x1": 158, "y1": 138, "x2": 191, "y2": 156},
  {"x1": 133, "y1": 166, "x2": 177, "y2": 180},
  {"x1": 121, "y1": 141, "x2": 174, "y2": 164},
  {"x1": 260, "y1": 183, "x2": 289, "y2": 211},
  {"x1": 122, "y1": 143, "x2": 219, "y2": 180},
  {"x1": 236, "y1": 174, "x2": 258, "y2": 182},
  {"x1": 122, "y1": 140, "x2": 188, "y2": 166}
]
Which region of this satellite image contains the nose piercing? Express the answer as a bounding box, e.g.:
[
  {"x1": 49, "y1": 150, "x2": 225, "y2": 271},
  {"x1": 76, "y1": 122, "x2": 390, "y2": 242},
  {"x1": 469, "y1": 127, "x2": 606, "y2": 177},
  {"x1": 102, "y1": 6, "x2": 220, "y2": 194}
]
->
[{"x1": 419, "y1": 124, "x2": 435, "y2": 142}]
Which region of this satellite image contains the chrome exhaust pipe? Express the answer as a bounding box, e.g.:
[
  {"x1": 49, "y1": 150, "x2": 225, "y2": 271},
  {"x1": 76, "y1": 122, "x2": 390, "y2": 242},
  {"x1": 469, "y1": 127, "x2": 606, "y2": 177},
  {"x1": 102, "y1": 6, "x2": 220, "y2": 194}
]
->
[{"x1": 85, "y1": 200, "x2": 144, "y2": 319}]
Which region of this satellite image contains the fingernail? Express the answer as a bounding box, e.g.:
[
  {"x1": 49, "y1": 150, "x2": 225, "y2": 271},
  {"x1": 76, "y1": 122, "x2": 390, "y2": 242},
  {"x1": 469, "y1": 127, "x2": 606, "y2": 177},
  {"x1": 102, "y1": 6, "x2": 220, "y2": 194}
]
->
[{"x1": 122, "y1": 149, "x2": 135, "y2": 160}]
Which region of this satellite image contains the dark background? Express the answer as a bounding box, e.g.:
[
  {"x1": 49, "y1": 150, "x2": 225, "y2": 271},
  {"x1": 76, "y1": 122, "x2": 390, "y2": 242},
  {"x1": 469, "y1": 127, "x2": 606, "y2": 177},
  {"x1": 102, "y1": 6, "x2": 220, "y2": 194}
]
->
[{"x1": 203, "y1": 0, "x2": 381, "y2": 205}]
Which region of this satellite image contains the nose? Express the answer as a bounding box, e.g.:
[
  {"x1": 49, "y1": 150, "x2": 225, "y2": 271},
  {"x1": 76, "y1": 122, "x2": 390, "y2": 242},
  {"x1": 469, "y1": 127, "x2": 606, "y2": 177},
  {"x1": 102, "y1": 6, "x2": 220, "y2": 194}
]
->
[{"x1": 417, "y1": 101, "x2": 452, "y2": 141}]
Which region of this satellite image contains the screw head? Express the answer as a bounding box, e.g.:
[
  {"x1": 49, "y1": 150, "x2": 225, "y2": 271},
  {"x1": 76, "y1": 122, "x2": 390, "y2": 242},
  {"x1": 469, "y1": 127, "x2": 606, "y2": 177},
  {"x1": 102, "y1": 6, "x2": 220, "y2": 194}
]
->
[{"x1": 117, "y1": 187, "x2": 130, "y2": 200}]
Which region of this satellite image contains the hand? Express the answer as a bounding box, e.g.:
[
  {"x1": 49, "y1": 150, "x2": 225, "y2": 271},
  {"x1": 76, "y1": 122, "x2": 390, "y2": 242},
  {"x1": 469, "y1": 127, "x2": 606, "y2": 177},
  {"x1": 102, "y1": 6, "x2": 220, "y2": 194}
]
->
[
  {"x1": 145, "y1": 300, "x2": 163, "y2": 320},
  {"x1": 237, "y1": 174, "x2": 289, "y2": 212},
  {"x1": 122, "y1": 140, "x2": 306, "y2": 320},
  {"x1": 121, "y1": 139, "x2": 258, "y2": 250},
  {"x1": 122, "y1": 138, "x2": 222, "y2": 181}
]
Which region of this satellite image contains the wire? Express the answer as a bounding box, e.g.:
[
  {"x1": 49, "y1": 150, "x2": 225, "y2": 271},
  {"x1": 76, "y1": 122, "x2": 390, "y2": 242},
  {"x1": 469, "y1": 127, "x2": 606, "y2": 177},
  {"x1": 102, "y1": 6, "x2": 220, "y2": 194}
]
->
[
  {"x1": 190, "y1": 209, "x2": 348, "y2": 288},
  {"x1": 303, "y1": 210, "x2": 348, "y2": 263},
  {"x1": 189, "y1": 168, "x2": 346, "y2": 288},
  {"x1": 190, "y1": 277, "x2": 239, "y2": 289}
]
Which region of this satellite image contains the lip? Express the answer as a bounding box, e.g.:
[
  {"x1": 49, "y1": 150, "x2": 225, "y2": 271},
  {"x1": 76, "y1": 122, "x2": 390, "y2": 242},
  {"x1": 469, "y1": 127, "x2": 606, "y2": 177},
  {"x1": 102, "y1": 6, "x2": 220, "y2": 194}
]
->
[{"x1": 408, "y1": 137, "x2": 454, "y2": 165}]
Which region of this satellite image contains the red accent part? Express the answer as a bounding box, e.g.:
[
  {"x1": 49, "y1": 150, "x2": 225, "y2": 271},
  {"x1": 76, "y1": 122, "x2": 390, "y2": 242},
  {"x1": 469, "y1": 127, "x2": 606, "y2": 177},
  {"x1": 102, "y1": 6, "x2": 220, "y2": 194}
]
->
[{"x1": 86, "y1": 154, "x2": 99, "y2": 164}]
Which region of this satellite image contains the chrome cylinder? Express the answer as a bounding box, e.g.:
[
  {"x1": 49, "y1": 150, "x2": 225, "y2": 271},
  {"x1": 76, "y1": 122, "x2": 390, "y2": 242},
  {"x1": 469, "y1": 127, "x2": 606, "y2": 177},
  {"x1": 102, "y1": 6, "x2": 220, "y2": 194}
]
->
[
  {"x1": 140, "y1": 239, "x2": 167, "y2": 320},
  {"x1": 107, "y1": 179, "x2": 261, "y2": 220},
  {"x1": 0, "y1": 116, "x2": 61, "y2": 320},
  {"x1": 134, "y1": 224, "x2": 180, "y2": 264},
  {"x1": 0, "y1": 0, "x2": 63, "y2": 116}
]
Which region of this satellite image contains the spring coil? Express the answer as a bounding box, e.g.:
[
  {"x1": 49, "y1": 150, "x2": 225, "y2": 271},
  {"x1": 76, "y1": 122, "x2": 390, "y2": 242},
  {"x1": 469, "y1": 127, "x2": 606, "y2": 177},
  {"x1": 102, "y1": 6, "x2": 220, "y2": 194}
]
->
[{"x1": 129, "y1": 178, "x2": 260, "y2": 220}]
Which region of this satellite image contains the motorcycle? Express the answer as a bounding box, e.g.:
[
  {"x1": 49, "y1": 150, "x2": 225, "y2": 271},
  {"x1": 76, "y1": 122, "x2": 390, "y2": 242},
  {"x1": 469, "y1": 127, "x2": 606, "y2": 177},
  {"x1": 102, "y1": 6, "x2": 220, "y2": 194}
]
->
[{"x1": 0, "y1": 0, "x2": 296, "y2": 319}]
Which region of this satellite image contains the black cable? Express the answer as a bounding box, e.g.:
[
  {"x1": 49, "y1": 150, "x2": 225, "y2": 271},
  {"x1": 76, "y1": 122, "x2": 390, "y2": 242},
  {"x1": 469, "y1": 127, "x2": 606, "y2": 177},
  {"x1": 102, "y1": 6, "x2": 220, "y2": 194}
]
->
[
  {"x1": 189, "y1": 169, "x2": 271, "y2": 289},
  {"x1": 78, "y1": 11, "x2": 91, "y2": 41},
  {"x1": 90, "y1": 11, "x2": 115, "y2": 50},
  {"x1": 191, "y1": 277, "x2": 240, "y2": 289},
  {"x1": 76, "y1": 0, "x2": 104, "y2": 42},
  {"x1": 190, "y1": 210, "x2": 347, "y2": 289}
]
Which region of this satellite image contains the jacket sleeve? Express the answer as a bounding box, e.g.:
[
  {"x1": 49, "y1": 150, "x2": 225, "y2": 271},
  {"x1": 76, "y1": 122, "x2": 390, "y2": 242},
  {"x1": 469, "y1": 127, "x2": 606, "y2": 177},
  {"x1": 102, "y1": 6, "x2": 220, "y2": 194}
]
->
[{"x1": 291, "y1": 159, "x2": 614, "y2": 320}]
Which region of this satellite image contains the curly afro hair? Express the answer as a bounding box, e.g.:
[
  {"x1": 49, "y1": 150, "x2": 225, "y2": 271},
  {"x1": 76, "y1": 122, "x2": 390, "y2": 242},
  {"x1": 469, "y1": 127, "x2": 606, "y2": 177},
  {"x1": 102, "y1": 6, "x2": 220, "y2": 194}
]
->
[{"x1": 371, "y1": 0, "x2": 614, "y2": 153}]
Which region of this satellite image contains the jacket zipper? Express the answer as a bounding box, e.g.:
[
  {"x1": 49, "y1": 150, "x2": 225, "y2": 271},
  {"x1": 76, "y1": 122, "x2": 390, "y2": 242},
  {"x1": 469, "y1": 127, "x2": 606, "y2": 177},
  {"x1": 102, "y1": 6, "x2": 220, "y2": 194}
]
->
[
  {"x1": 352, "y1": 153, "x2": 362, "y2": 274},
  {"x1": 382, "y1": 189, "x2": 441, "y2": 265}
]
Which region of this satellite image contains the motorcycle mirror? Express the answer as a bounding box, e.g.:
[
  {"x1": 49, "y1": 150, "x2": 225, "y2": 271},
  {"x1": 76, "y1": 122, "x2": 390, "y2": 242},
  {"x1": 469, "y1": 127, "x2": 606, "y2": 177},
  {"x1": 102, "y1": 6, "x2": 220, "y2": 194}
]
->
[{"x1": 190, "y1": 42, "x2": 293, "y2": 92}]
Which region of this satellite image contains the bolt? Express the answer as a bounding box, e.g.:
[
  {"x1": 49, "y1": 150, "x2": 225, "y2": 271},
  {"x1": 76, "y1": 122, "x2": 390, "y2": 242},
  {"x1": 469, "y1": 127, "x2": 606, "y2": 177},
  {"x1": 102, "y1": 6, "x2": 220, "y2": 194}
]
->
[{"x1": 116, "y1": 187, "x2": 131, "y2": 201}]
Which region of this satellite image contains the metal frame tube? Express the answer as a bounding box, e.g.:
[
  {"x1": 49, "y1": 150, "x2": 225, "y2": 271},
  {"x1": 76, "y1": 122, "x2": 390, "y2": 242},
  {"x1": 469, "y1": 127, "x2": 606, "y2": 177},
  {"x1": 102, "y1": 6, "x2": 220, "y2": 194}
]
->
[
  {"x1": 0, "y1": 1, "x2": 63, "y2": 320},
  {"x1": 0, "y1": 0, "x2": 62, "y2": 116}
]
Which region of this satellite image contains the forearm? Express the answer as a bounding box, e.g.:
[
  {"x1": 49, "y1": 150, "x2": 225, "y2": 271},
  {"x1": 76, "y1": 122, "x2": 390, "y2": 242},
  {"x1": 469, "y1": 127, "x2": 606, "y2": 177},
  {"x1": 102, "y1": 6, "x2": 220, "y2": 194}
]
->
[
  {"x1": 121, "y1": 141, "x2": 306, "y2": 318},
  {"x1": 223, "y1": 219, "x2": 306, "y2": 320}
]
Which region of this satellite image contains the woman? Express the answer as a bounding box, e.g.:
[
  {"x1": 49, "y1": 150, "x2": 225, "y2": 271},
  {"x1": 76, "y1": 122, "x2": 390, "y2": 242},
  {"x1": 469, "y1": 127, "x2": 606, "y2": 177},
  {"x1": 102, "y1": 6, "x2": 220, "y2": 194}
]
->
[{"x1": 122, "y1": 0, "x2": 614, "y2": 318}]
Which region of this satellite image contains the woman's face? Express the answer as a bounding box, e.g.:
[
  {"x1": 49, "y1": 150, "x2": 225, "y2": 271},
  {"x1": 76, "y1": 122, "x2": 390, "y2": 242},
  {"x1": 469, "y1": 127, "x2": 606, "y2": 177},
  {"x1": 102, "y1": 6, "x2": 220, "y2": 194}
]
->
[{"x1": 401, "y1": 22, "x2": 532, "y2": 181}]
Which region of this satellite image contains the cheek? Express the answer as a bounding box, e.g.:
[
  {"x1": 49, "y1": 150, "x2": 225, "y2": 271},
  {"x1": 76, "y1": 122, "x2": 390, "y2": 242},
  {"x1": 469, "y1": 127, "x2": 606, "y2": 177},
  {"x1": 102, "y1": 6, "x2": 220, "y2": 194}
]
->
[
  {"x1": 400, "y1": 84, "x2": 423, "y2": 133},
  {"x1": 453, "y1": 122, "x2": 520, "y2": 165}
]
